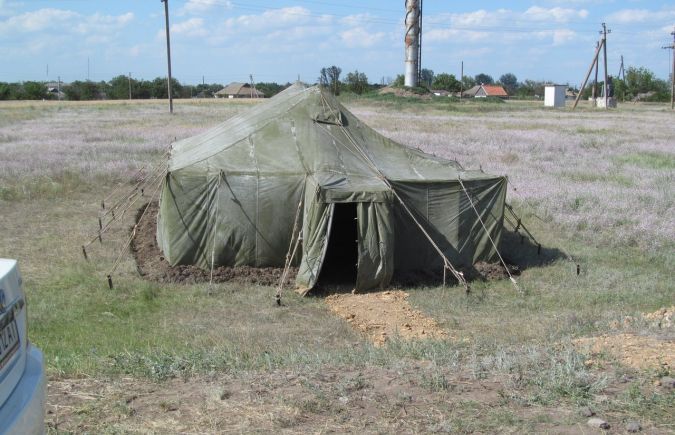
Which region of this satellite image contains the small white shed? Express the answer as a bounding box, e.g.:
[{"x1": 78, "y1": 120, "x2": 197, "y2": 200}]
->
[{"x1": 544, "y1": 85, "x2": 566, "y2": 108}]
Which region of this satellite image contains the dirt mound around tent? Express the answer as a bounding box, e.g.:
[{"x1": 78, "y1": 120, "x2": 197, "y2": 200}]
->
[
  {"x1": 326, "y1": 290, "x2": 448, "y2": 346},
  {"x1": 131, "y1": 203, "x2": 296, "y2": 286},
  {"x1": 572, "y1": 333, "x2": 675, "y2": 371}
]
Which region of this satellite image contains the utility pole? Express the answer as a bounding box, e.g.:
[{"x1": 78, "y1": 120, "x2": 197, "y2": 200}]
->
[
  {"x1": 460, "y1": 60, "x2": 464, "y2": 101},
  {"x1": 417, "y1": 0, "x2": 423, "y2": 85},
  {"x1": 249, "y1": 74, "x2": 258, "y2": 98},
  {"x1": 618, "y1": 55, "x2": 625, "y2": 81},
  {"x1": 592, "y1": 41, "x2": 599, "y2": 101},
  {"x1": 662, "y1": 27, "x2": 675, "y2": 110},
  {"x1": 57, "y1": 76, "x2": 61, "y2": 101},
  {"x1": 601, "y1": 23, "x2": 611, "y2": 109},
  {"x1": 573, "y1": 38, "x2": 604, "y2": 109},
  {"x1": 161, "y1": 0, "x2": 173, "y2": 114},
  {"x1": 87, "y1": 57, "x2": 90, "y2": 81},
  {"x1": 128, "y1": 72, "x2": 132, "y2": 100},
  {"x1": 573, "y1": 23, "x2": 611, "y2": 110}
]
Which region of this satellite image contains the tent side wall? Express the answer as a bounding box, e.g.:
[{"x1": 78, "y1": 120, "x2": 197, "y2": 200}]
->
[
  {"x1": 158, "y1": 169, "x2": 304, "y2": 269},
  {"x1": 391, "y1": 177, "x2": 506, "y2": 274}
]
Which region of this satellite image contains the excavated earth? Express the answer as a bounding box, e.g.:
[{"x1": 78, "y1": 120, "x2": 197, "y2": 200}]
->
[
  {"x1": 326, "y1": 290, "x2": 449, "y2": 346},
  {"x1": 573, "y1": 306, "x2": 675, "y2": 371}
]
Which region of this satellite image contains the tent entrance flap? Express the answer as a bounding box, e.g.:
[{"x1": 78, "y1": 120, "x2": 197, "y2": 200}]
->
[{"x1": 316, "y1": 203, "x2": 358, "y2": 285}]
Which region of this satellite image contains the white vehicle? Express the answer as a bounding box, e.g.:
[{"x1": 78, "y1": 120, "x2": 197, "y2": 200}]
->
[{"x1": 0, "y1": 259, "x2": 46, "y2": 434}]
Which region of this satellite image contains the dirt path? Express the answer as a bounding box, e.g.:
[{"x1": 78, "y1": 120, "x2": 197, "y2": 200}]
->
[{"x1": 326, "y1": 290, "x2": 448, "y2": 346}]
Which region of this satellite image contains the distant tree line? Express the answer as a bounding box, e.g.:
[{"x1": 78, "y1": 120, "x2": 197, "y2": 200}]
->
[
  {"x1": 2, "y1": 65, "x2": 670, "y2": 102},
  {"x1": 0, "y1": 76, "x2": 292, "y2": 101},
  {"x1": 386, "y1": 67, "x2": 671, "y2": 102}
]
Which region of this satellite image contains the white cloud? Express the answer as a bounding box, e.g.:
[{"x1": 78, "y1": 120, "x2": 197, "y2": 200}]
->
[
  {"x1": 340, "y1": 27, "x2": 385, "y2": 48},
  {"x1": 524, "y1": 6, "x2": 589, "y2": 23},
  {"x1": 181, "y1": 0, "x2": 231, "y2": 16},
  {"x1": 171, "y1": 18, "x2": 207, "y2": 37},
  {"x1": 425, "y1": 28, "x2": 489, "y2": 43},
  {"x1": 0, "y1": 8, "x2": 133, "y2": 35},
  {"x1": 224, "y1": 6, "x2": 313, "y2": 32},
  {"x1": 606, "y1": 8, "x2": 675, "y2": 24}
]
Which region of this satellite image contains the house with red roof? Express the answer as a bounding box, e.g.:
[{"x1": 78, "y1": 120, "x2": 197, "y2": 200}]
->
[{"x1": 462, "y1": 84, "x2": 509, "y2": 99}]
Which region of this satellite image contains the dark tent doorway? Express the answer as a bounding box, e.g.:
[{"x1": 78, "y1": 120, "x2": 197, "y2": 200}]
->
[{"x1": 317, "y1": 203, "x2": 358, "y2": 286}]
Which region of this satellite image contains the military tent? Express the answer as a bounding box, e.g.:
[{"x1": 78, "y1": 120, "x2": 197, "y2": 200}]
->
[{"x1": 157, "y1": 84, "x2": 507, "y2": 294}]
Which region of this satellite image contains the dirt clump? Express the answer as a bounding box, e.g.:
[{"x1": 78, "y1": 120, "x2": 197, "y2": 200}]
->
[
  {"x1": 131, "y1": 203, "x2": 296, "y2": 286},
  {"x1": 643, "y1": 306, "x2": 674, "y2": 329},
  {"x1": 572, "y1": 333, "x2": 675, "y2": 371},
  {"x1": 325, "y1": 290, "x2": 448, "y2": 346}
]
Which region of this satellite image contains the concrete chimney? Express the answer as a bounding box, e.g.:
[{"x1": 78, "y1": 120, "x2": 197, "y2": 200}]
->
[{"x1": 404, "y1": 0, "x2": 419, "y2": 87}]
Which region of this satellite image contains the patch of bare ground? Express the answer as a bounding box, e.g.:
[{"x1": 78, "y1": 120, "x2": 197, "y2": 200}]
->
[
  {"x1": 574, "y1": 306, "x2": 675, "y2": 371},
  {"x1": 326, "y1": 290, "x2": 448, "y2": 346},
  {"x1": 573, "y1": 334, "x2": 674, "y2": 371},
  {"x1": 46, "y1": 368, "x2": 590, "y2": 434},
  {"x1": 131, "y1": 202, "x2": 296, "y2": 286}
]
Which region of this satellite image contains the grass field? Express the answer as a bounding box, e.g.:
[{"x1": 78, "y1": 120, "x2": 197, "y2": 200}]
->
[{"x1": 0, "y1": 96, "x2": 673, "y2": 433}]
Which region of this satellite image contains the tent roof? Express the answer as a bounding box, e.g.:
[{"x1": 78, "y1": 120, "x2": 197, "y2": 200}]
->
[{"x1": 169, "y1": 84, "x2": 497, "y2": 187}]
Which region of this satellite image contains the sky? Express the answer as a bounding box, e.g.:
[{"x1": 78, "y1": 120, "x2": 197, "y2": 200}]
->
[{"x1": 0, "y1": 0, "x2": 673, "y2": 86}]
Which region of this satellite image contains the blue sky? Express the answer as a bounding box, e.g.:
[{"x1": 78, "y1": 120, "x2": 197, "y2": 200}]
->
[{"x1": 0, "y1": 0, "x2": 673, "y2": 85}]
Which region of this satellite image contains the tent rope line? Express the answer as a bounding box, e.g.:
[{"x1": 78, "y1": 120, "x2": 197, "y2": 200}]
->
[
  {"x1": 83, "y1": 167, "x2": 168, "y2": 250},
  {"x1": 105, "y1": 174, "x2": 165, "y2": 289},
  {"x1": 99, "y1": 157, "x2": 169, "y2": 220},
  {"x1": 276, "y1": 193, "x2": 305, "y2": 305},
  {"x1": 337, "y1": 124, "x2": 469, "y2": 290},
  {"x1": 209, "y1": 172, "x2": 223, "y2": 285},
  {"x1": 505, "y1": 176, "x2": 577, "y2": 267},
  {"x1": 457, "y1": 177, "x2": 521, "y2": 294}
]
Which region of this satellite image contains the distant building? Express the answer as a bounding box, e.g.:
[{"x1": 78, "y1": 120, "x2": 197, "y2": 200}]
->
[
  {"x1": 462, "y1": 84, "x2": 509, "y2": 98},
  {"x1": 215, "y1": 82, "x2": 265, "y2": 99},
  {"x1": 544, "y1": 85, "x2": 566, "y2": 108},
  {"x1": 45, "y1": 81, "x2": 66, "y2": 99},
  {"x1": 431, "y1": 89, "x2": 451, "y2": 97}
]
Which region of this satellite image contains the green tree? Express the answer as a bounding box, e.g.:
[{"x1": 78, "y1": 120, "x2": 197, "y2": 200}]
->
[
  {"x1": 319, "y1": 66, "x2": 342, "y2": 95},
  {"x1": 23, "y1": 81, "x2": 48, "y2": 100},
  {"x1": 108, "y1": 75, "x2": 132, "y2": 99},
  {"x1": 392, "y1": 74, "x2": 404, "y2": 87},
  {"x1": 64, "y1": 81, "x2": 101, "y2": 100},
  {"x1": 498, "y1": 73, "x2": 518, "y2": 94},
  {"x1": 432, "y1": 73, "x2": 460, "y2": 92},
  {"x1": 0, "y1": 83, "x2": 10, "y2": 100},
  {"x1": 345, "y1": 70, "x2": 369, "y2": 95},
  {"x1": 419, "y1": 68, "x2": 434, "y2": 88},
  {"x1": 461, "y1": 75, "x2": 476, "y2": 90},
  {"x1": 255, "y1": 82, "x2": 286, "y2": 98},
  {"x1": 474, "y1": 73, "x2": 494, "y2": 85}
]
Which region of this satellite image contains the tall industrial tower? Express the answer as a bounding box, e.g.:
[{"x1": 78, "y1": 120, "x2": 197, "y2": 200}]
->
[{"x1": 404, "y1": 0, "x2": 422, "y2": 87}]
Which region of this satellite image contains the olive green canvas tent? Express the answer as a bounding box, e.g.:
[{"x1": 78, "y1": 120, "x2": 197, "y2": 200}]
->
[{"x1": 157, "y1": 84, "x2": 507, "y2": 294}]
